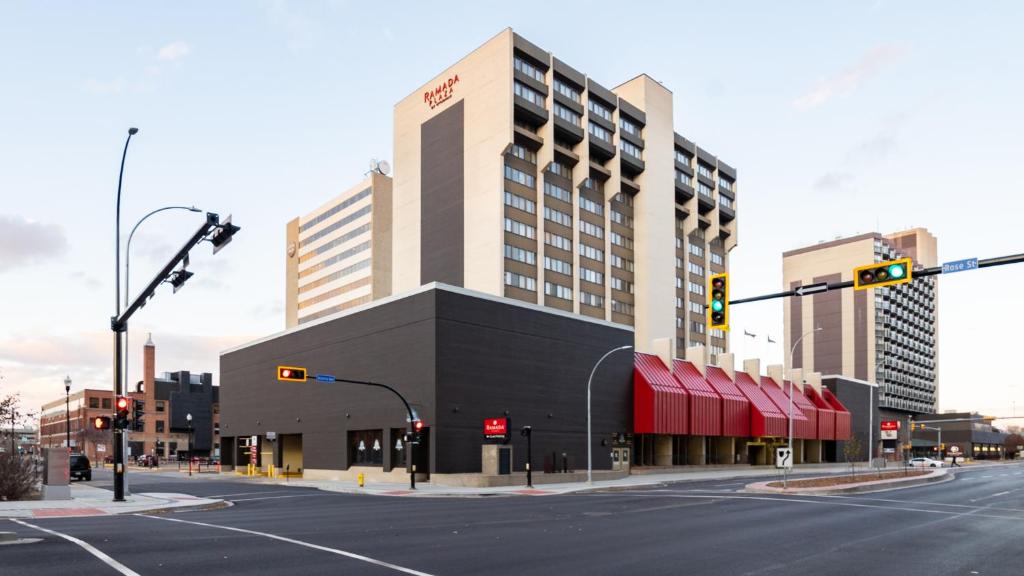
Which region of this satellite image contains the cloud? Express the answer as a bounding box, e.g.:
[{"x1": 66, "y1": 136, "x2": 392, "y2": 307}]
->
[
  {"x1": 793, "y1": 43, "x2": 908, "y2": 110},
  {"x1": 0, "y1": 215, "x2": 69, "y2": 273},
  {"x1": 157, "y1": 41, "x2": 191, "y2": 61},
  {"x1": 812, "y1": 171, "x2": 855, "y2": 193}
]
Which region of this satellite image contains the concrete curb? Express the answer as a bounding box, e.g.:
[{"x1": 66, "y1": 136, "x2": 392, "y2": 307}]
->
[
  {"x1": 743, "y1": 468, "x2": 949, "y2": 496},
  {"x1": 0, "y1": 492, "x2": 226, "y2": 519}
]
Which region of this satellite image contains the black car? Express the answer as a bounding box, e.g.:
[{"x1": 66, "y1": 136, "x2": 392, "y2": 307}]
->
[{"x1": 70, "y1": 454, "x2": 92, "y2": 481}]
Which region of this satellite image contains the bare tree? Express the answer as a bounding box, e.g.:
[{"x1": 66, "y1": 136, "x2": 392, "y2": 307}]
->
[
  {"x1": 842, "y1": 434, "x2": 863, "y2": 479},
  {"x1": 1004, "y1": 434, "x2": 1024, "y2": 460}
]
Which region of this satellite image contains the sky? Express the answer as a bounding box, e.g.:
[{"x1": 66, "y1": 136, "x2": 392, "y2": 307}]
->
[{"x1": 1, "y1": 1, "x2": 1022, "y2": 428}]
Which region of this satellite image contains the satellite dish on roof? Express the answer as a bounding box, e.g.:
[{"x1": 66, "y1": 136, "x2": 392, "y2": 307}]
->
[{"x1": 377, "y1": 160, "x2": 391, "y2": 175}]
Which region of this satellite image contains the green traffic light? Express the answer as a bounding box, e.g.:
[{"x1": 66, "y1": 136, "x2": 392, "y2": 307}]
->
[
  {"x1": 888, "y1": 264, "x2": 905, "y2": 279},
  {"x1": 711, "y1": 300, "x2": 724, "y2": 312}
]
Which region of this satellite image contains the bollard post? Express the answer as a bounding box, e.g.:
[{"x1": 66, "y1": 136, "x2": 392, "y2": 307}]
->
[
  {"x1": 358, "y1": 472, "x2": 365, "y2": 488},
  {"x1": 562, "y1": 452, "x2": 568, "y2": 474},
  {"x1": 286, "y1": 464, "x2": 290, "y2": 482}
]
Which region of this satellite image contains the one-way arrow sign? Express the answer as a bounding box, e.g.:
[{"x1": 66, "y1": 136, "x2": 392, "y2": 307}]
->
[{"x1": 794, "y1": 282, "x2": 829, "y2": 297}]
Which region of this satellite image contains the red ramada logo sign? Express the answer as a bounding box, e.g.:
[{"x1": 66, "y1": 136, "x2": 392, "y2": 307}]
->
[
  {"x1": 424, "y1": 74, "x2": 460, "y2": 109},
  {"x1": 483, "y1": 417, "x2": 508, "y2": 438}
]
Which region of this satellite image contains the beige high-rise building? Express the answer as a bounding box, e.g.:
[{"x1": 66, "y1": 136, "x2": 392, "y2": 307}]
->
[
  {"x1": 782, "y1": 228, "x2": 939, "y2": 414},
  {"x1": 391, "y1": 29, "x2": 738, "y2": 357},
  {"x1": 285, "y1": 171, "x2": 392, "y2": 328}
]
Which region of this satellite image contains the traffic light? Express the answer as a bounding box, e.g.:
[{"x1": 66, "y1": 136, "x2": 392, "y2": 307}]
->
[
  {"x1": 211, "y1": 215, "x2": 241, "y2": 254},
  {"x1": 132, "y1": 400, "x2": 145, "y2": 432},
  {"x1": 115, "y1": 396, "x2": 130, "y2": 429},
  {"x1": 708, "y1": 273, "x2": 729, "y2": 330},
  {"x1": 277, "y1": 366, "x2": 308, "y2": 382},
  {"x1": 412, "y1": 420, "x2": 425, "y2": 444},
  {"x1": 92, "y1": 416, "x2": 111, "y2": 430},
  {"x1": 853, "y1": 257, "x2": 912, "y2": 290}
]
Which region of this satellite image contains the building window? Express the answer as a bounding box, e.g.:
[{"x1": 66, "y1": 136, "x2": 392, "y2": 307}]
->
[
  {"x1": 514, "y1": 55, "x2": 545, "y2": 82},
  {"x1": 544, "y1": 181, "x2": 572, "y2": 203},
  {"x1": 675, "y1": 150, "x2": 692, "y2": 165},
  {"x1": 619, "y1": 139, "x2": 643, "y2": 159},
  {"x1": 688, "y1": 262, "x2": 705, "y2": 276},
  {"x1": 676, "y1": 256, "x2": 683, "y2": 268},
  {"x1": 505, "y1": 244, "x2": 537, "y2": 265},
  {"x1": 611, "y1": 254, "x2": 634, "y2": 272},
  {"x1": 588, "y1": 99, "x2": 613, "y2": 121},
  {"x1": 689, "y1": 301, "x2": 704, "y2": 315},
  {"x1": 553, "y1": 77, "x2": 581, "y2": 102},
  {"x1": 676, "y1": 277, "x2": 683, "y2": 289},
  {"x1": 504, "y1": 218, "x2": 536, "y2": 239},
  {"x1": 719, "y1": 178, "x2": 733, "y2": 192},
  {"x1": 698, "y1": 182, "x2": 714, "y2": 197},
  {"x1": 619, "y1": 117, "x2": 641, "y2": 137},
  {"x1": 676, "y1": 170, "x2": 692, "y2": 186},
  {"x1": 580, "y1": 267, "x2": 604, "y2": 285},
  {"x1": 611, "y1": 276, "x2": 634, "y2": 294},
  {"x1": 676, "y1": 297, "x2": 683, "y2": 308},
  {"x1": 588, "y1": 121, "x2": 612, "y2": 142},
  {"x1": 504, "y1": 165, "x2": 536, "y2": 188},
  {"x1": 504, "y1": 191, "x2": 536, "y2": 214},
  {"x1": 156, "y1": 420, "x2": 165, "y2": 433},
  {"x1": 710, "y1": 252, "x2": 724, "y2": 266},
  {"x1": 610, "y1": 232, "x2": 633, "y2": 249},
  {"x1": 544, "y1": 206, "x2": 573, "y2": 227},
  {"x1": 514, "y1": 81, "x2": 545, "y2": 107},
  {"x1": 610, "y1": 210, "x2": 633, "y2": 227},
  {"x1": 579, "y1": 196, "x2": 604, "y2": 217},
  {"x1": 613, "y1": 192, "x2": 634, "y2": 207},
  {"x1": 689, "y1": 244, "x2": 704, "y2": 258},
  {"x1": 89, "y1": 397, "x2": 100, "y2": 409},
  {"x1": 611, "y1": 300, "x2": 634, "y2": 315},
  {"x1": 720, "y1": 196, "x2": 734, "y2": 209},
  {"x1": 579, "y1": 220, "x2": 604, "y2": 239},
  {"x1": 580, "y1": 290, "x2": 604, "y2": 308},
  {"x1": 544, "y1": 281, "x2": 573, "y2": 300},
  {"x1": 554, "y1": 102, "x2": 582, "y2": 127},
  {"x1": 692, "y1": 227, "x2": 706, "y2": 240},
  {"x1": 698, "y1": 163, "x2": 714, "y2": 179},
  {"x1": 549, "y1": 162, "x2": 570, "y2": 178},
  {"x1": 156, "y1": 401, "x2": 165, "y2": 412},
  {"x1": 510, "y1": 144, "x2": 536, "y2": 164},
  {"x1": 545, "y1": 231, "x2": 571, "y2": 252},
  {"x1": 504, "y1": 271, "x2": 536, "y2": 292},
  {"x1": 544, "y1": 256, "x2": 572, "y2": 275},
  {"x1": 692, "y1": 322, "x2": 706, "y2": 335},
  {"x1": 579, "y1": 243, "x2": 604, "y2": 262},
  {"x1": 689, "y1": 281, "x2": 705, "y2": 296}
]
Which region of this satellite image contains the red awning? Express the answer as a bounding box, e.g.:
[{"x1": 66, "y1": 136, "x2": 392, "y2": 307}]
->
[
  {"x1": 804, "y1": 387, "x2": 836, "y2": 440},
  {"x1": 822, "y1": 388, "x2": 851, "y2": 440},
  {"x1": 634, "y1": 353, "x2": 688, "y2": 435},
  {"x1": 734, "y1": 372, "x2": 787, "y2": 437},
  {"x1": 705, "y1": 366, "x2": 750, "y2": 437},
  {"x1": 672, "y1": 359, "x2": 722, "y2": 437},
  {"x1": 759, "y1": 377, "x2": 809, "y2": 438},
  {"x1": 781, "y1": 381, "x2": 820, "y2": 440}
]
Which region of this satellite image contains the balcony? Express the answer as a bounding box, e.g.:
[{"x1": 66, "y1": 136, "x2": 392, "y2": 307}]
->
[
  {"x1": 553, "y1": 115, "x2": 584, "y2": 144},
  {"x1": 718, "y1": 203, "x2": 735, "y2": 222},
  {"x1": 588, "y1": 134, "x2": 615, "y2": 162},
  {"x1": 697, "y1": 192, "x2": 715, "y2": 214},
  {"x1": 620, "y1": 149, "x2": 645, "y2": 176},
  {"x1": 675, "y1": 179, "x2": 695, "y2": 203}
]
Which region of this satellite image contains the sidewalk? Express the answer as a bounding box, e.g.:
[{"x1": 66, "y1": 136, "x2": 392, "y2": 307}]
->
[
  {"x1": 0, "y1": 484, "x2": 223, "y2": 519},
  {"x1": 251, "y1": 462, "x2": 874, "y2": 497}
]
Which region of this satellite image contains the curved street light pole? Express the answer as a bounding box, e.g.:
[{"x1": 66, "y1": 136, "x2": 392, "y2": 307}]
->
[
  {"x1": 786, "y1": 327, "x2": 821, "y2": 486},
  {"x1": 123, "y1": 205, "x2": 202, "y2": 390},
  {"x1": 112, "y1": 127, "x2": 138, "y2": 503},
  {"x1": 587, "y1": 345, "x2": 633, "y2": 485}
]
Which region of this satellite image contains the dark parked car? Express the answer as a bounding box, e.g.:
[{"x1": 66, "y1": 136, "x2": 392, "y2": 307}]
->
[{"x1": 70, "y1": 453, "x2": 92, "y2": 481}]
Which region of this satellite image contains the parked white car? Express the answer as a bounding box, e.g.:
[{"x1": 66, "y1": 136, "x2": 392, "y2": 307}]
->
[{"x1": 908, "y1": 457, "x2": 944, "y2": 468}]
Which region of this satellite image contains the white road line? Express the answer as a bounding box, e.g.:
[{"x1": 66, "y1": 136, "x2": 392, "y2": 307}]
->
[
  {"x1": 139, "y1": 514, "x2": 436, "y2": 576},
  {"x1": 10, "y1": 519, "x2": 141, "y2": 576},
  {"x1": 230, "y1": 494, "x2": 333, "y2": 502},
  {"x1": 205, "y1": 490, "x2": 295, "y2": 498}
]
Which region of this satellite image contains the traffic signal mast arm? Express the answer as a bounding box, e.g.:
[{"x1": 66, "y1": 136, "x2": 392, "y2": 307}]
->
[{"x1": 728, "y1": 251, "x2": 1024, "y2": 306}]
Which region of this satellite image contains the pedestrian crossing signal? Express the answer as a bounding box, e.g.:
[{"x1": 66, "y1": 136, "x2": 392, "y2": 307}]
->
[
  {"x1": 92, "y1": 416, "x2": 111, "y2": 430},
  {"x1": 277, "y1": 366, "x2": 307, "y2": 382}
]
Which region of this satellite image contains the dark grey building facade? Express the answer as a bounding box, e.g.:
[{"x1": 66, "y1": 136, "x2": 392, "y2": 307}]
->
[{"x1": 220, "y1": 284, "x2": 633, "y2": 481}]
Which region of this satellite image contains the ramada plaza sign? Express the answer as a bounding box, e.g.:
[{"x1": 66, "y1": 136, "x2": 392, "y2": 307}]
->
[
  {"x1": 424, "y1": 74, "x2": 460, "y2": 109},
  {"x1": 484, "y1": 417, "x2": 508, "y2": 440}
]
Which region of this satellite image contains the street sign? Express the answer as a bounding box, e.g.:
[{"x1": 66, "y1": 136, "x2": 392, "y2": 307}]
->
[
  {"x1": 794, "y1": 282, "x2": 829, "y2": 297},
  {"x1": 941, "y1": 257, "x2": 978, "y2": 274},
  {"x1": 775, "y1": 447, "x2": 793, "y2": 469},
  {"x1": 315, "y1": 373, "x2": 335, "y2": 382},
  {"x1": 250, "y1": 435, "x2": 258, "y2": 445},
  {"x1": 948, "y1": 445, "x2": 961, "y2": 454},
  {"x1": 880, "y1": 420, "x2": 899, "y2": 440}
]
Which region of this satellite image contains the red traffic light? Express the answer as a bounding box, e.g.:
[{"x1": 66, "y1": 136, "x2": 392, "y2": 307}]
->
[
  {"x1": 277, "y1": 366, "x2": 307, "y2": 382},
  {"x1": 116, "y1": 396, "x2": 130, "y2": 411},
  {"x1": 413, "y1": 420, "x2": 425, "y2": 432}
]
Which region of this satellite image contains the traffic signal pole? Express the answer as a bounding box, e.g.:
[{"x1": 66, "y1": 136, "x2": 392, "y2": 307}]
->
[{"x1": 728, "y1": 251, "x2": 1024, "y2": 306}]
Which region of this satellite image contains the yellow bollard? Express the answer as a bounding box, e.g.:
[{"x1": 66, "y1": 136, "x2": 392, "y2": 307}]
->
[{"x1": 358, "y1": 472, "x2": 365, "y2": 487}]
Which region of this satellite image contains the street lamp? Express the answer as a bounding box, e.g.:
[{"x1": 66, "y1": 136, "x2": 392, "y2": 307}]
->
[
  {"x1": 64, "y1": 375, "x2": 71, "y2": 450},
  {"x1": 123, "y1": 205, "x2": 202, "y2": 390},
  {"x1": 186, "y1": 413, "x2": 193, "y2": 476},
  {"x1": 586, "y1": 344, "x2": 633, "y2": 484},
  {"x1": 112, "y1": 126, "x2": 139, "y2": 502},
  {"x1": 785, "y1": 327, "x2": 821, "y2": 487}
]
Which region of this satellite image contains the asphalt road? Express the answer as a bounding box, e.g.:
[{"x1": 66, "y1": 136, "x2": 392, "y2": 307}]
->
[{"x1": 4, "y1": 462, "x2": 1023, "y2": 576}]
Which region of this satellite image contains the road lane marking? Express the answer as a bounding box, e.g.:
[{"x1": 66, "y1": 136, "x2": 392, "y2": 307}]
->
[
  {"x1": 230, "y1": 494, "x2": 335, "y2": 502},
  {"x1": 969, "y1": 488, "x2": 1023, "y2": 503},
  {"x1": 10, "y1": 518, "x2": 141, "y2": 576},
  {"x1": 139, "y1": 514, "x2": 436, "y2": 576},
  {"x1": 205, "y1": 490, "x2": 298, "y2": 498}
]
